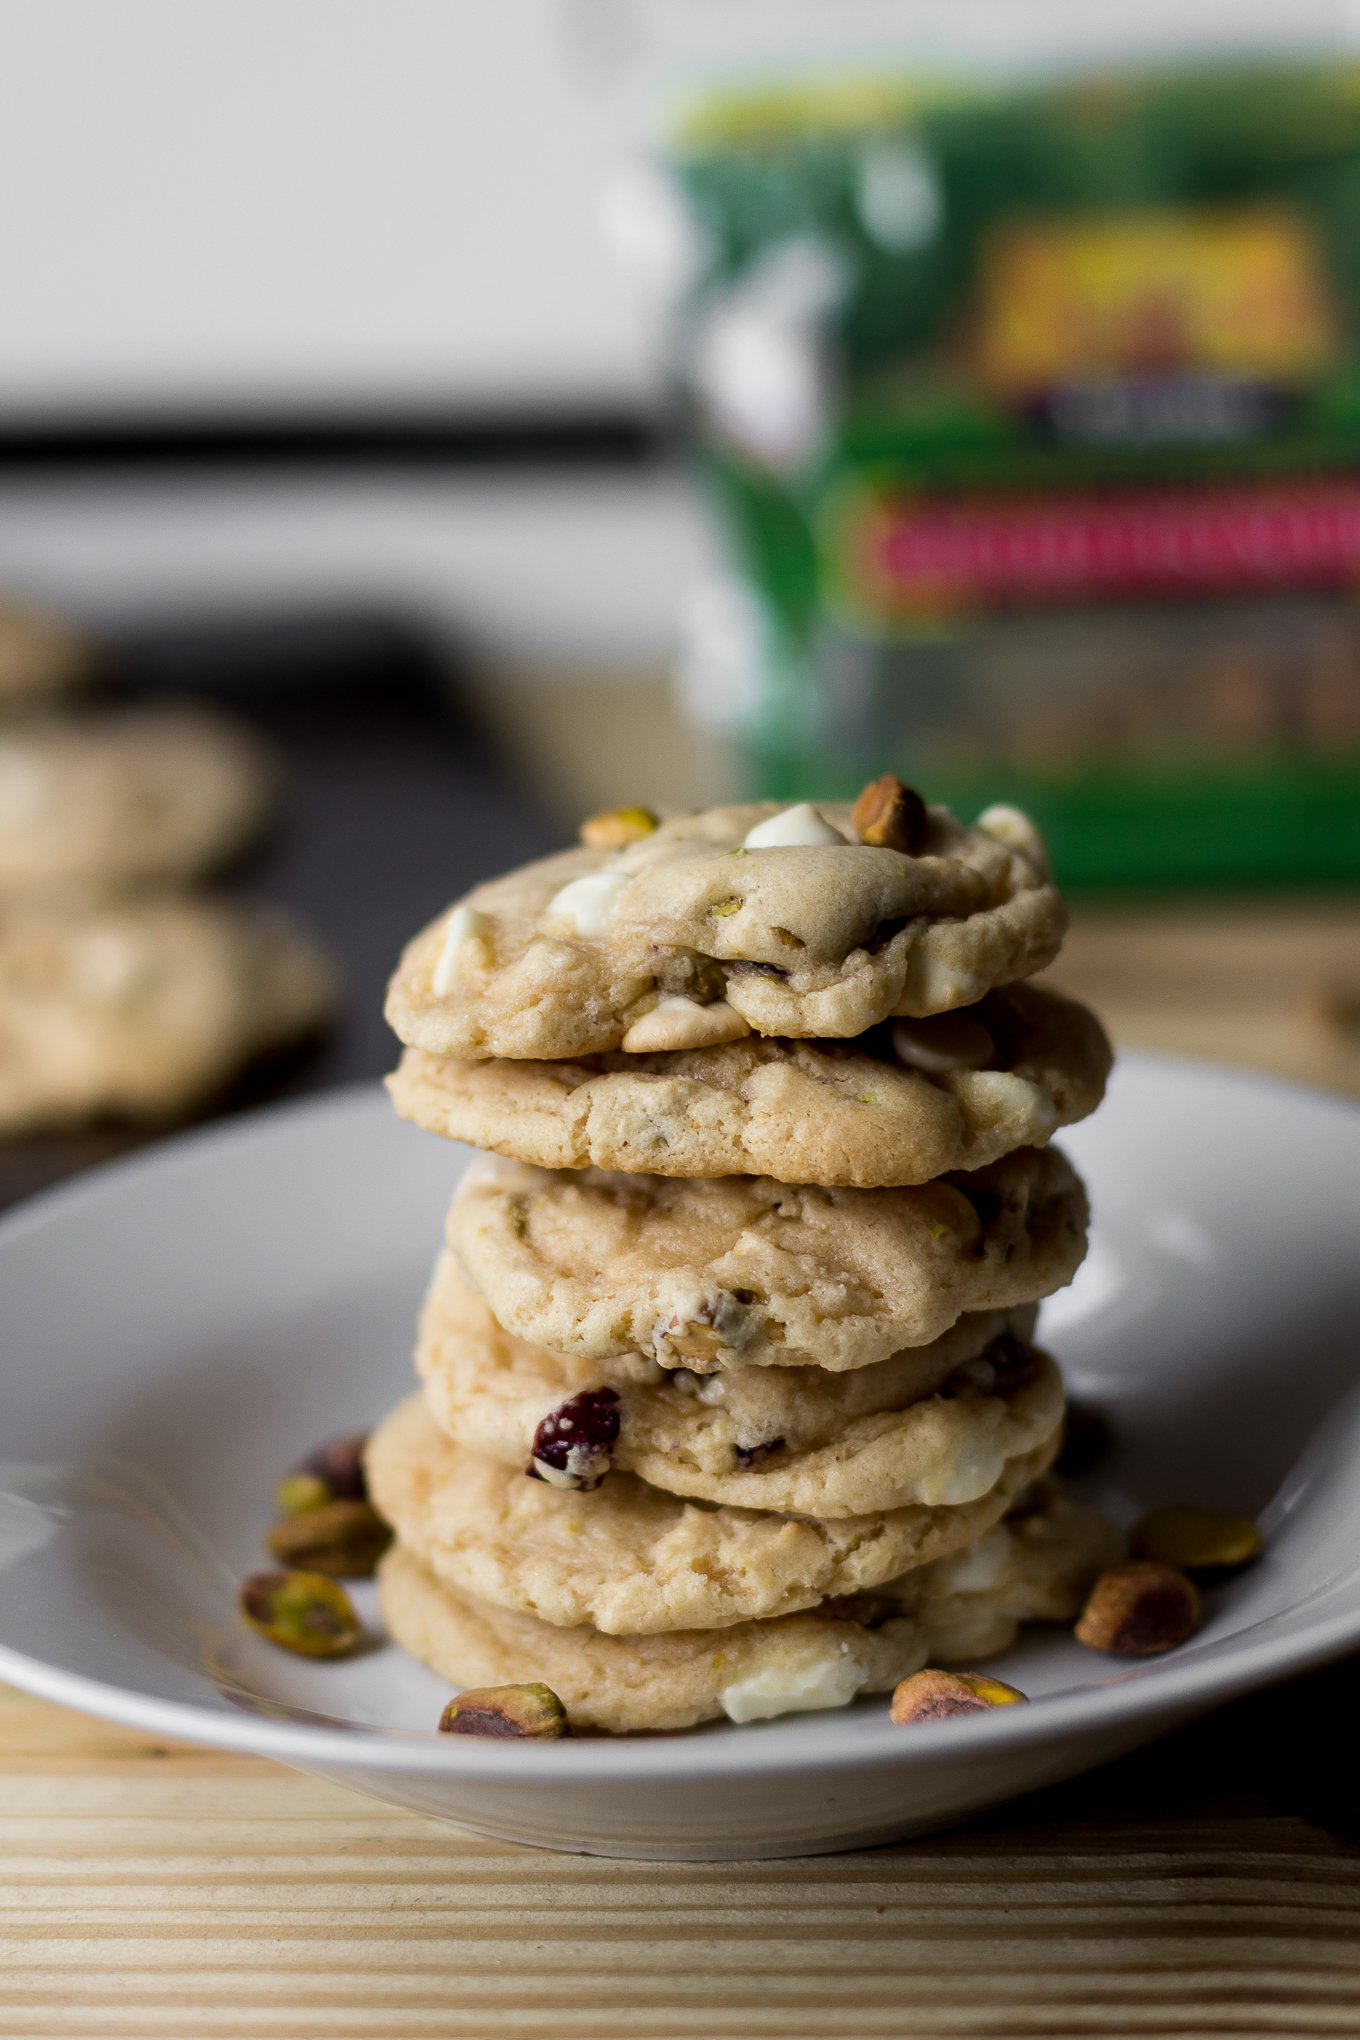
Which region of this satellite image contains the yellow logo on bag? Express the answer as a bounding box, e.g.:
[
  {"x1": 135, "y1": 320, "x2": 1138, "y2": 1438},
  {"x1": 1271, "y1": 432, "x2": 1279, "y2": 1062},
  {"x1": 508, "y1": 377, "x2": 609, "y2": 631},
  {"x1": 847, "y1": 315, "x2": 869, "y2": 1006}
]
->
[{"x1": 975, "y1": 206, "x2": 1335, "y2": 397}]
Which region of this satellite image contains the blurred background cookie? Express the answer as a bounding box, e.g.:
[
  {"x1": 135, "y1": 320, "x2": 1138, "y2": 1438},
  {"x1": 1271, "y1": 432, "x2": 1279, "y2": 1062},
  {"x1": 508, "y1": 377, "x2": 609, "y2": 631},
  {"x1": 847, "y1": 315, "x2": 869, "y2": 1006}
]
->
[
  {"x1": 0, "y1": 894, "x2": 334, "y2": 1134},
  {"x1": 0, "y1": 703, "x2": 274, "y2": 900}
]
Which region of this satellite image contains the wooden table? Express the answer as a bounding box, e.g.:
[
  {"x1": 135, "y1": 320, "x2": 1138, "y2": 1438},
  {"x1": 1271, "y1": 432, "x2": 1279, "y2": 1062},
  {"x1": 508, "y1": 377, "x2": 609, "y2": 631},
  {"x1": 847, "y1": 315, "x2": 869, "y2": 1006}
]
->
[{"x1": 4, "y1": 902, "x2": 1359, "y2": 2040}]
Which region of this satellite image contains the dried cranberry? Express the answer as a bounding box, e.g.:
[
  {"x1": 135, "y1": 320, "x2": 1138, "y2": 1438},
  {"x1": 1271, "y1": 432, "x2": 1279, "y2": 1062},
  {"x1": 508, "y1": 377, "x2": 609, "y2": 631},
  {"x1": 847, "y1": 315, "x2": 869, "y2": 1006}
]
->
[
  {"x1": 526, "y1": 1389, "x2": 621, "y2": 1491},
  {"x1": 734, "y1": 1436, "x2": 785, "y2": 1471}
]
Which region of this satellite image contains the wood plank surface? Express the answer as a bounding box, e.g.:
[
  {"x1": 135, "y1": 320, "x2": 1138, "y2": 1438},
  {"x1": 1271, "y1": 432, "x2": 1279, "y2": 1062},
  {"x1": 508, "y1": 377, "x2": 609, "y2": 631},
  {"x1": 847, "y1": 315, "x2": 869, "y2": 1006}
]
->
[
  {"x1": 4, "y1": 1669, "x2": 1360, "y2": 2040},
  {"x1": 3, "y1": 904, "x2": 1359, "y2": 2039}
]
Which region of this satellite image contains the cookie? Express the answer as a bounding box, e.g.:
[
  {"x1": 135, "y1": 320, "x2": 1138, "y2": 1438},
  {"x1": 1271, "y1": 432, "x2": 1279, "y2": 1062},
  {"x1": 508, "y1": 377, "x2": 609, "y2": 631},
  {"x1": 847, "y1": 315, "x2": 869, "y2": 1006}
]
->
[
  {"x1": 446, "y1": 1144, "x2": 1087, "y2": 1371},
  {"x1": 385, "y1": 797, "x2": 1065, "y2": 1061},
  {"x1": 364, "y1": 1392, "x2": 1059, "y2": 1634},
  {"x1": 0, "y1": 600, "x2": 95, "y2": 708},
  {"x1": 380, "y1": 1545, "x2": 927, "y2": 1735},
  {"x1": 904, "y1": 1490, "x2": 1124, "y2": 1662},
  {"x1": 388, "y1": 983, "x2": 1110, "y2": 1187},
  {"x1": 0, "y1": 704, "x2": 274, "y2": 899},
  {"x1": 0, "y1": 896, "x2": 335, "y2": 1133},
  {"x1": 417, "y1": 1252, "x2": 1062, "y2": 1518},
  {"x1": 377, "y1": 1488, "x2": 1116, "y2": 1733}
]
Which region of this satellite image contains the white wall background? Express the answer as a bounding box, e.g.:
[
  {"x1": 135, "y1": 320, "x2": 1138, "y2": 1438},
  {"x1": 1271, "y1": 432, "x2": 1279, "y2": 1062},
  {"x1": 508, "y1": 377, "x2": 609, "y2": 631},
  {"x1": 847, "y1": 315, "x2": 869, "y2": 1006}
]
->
[{"x1": 0, "y1": 0, "x2": 652, "y2": 418}]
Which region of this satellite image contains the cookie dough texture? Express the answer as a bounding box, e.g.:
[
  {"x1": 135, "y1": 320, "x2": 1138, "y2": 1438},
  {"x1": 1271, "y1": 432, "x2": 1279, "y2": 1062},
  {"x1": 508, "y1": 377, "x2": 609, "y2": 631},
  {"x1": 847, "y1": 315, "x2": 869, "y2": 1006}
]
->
[
  {"x1": 0, "y1": 705, "x2": 275, "y2": 899},
  {"x1": 386, "y1": 799, "x2": 1065, "y2": 1060},
  {"x1": 0, "y1": 896, "x2": 335, "y2": 1133},
  {"x1": 378, "y1": 1489, "x2": 1116, "y2": 1733},
  {"x1": 365, "y1": 1392, "x2": 1059, "y2": 1635},
  {"x1": 418, "y1": 1253, "x2": 1060, "y2": 1517},
  {"x1": 447, "y1": 1144, "x2": 1087, "y2": 1371},
  {"x1": 389, "y1": 984, "x2": 1110, "y2": 1187}
]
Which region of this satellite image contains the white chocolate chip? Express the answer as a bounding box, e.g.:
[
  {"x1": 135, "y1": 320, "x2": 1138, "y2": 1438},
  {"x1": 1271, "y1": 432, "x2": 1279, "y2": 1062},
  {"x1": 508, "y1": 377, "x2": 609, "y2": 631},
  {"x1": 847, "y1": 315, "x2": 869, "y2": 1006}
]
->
[
  {"x1": 891, "y1": 1012, "x2": 995, "y2": 1074},
  {"x1": 545, "y1": 869, "x2": 632, "y2": 937},
  {"x1": 431, "y1": 904, "x2": 488, "y2": 994},
  {"x1": 967, "y1": 1071, "x2": 1058, "y2": 1143},
  {"x1": 621, "y1": 995, "x2": 751, "y2": 1053},
  {"x1": 742, "y1": 803, "x2": 846, "y2": 850},
  {"x1": 916, "y1": 1434, "x2": 1008, "y2": 1508},
  {"x1": 667, "y1": 1369, "x2": 727, "y2": 1403},
  {"x1": 528, "y1": 1456, "x2": 582, "y2": 1490},
  {"x1": 896, "y1": 950, "x2": 987, "y2": 1013},
  {"x1": 720, "y1": 1646, "x2": 866, "y2": 1723},
  {"x1": 977, "y1": 803, "x2": 1050, "y2": 878}
]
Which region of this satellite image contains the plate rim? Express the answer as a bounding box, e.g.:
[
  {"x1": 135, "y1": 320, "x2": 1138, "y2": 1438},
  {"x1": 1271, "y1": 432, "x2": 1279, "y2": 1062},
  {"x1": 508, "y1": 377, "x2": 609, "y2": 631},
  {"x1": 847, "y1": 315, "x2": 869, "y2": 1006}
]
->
[{"x1": 1, "y1": 1054, "x2": 1358, "y2": 1784}]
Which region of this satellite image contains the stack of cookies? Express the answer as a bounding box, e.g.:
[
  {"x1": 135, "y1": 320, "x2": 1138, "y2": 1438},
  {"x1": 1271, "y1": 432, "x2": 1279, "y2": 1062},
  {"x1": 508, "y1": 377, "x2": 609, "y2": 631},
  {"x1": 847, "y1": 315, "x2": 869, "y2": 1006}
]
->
[{"x1": 370, "y1": 783, "x2": 1118, "y2": 1734}]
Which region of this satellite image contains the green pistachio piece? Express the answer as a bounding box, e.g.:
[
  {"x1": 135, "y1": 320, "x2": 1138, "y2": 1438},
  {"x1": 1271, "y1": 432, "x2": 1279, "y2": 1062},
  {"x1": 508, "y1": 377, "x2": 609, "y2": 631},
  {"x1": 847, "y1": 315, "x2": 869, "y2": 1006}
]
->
[
  {"x1": 238, "y1": 1569, "x2": 362, "y2": 1658},
  {"x1": 439, "y1": 1683, "x2": 570, "y2": 1738},
  {"x1": 266, "y1": 1499, "x2": 392, "y2": 1578}
]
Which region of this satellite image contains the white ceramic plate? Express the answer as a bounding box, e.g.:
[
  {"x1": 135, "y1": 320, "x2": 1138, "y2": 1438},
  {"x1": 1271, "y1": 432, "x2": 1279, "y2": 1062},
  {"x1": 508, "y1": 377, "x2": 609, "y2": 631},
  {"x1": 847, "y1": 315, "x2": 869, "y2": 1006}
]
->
[{"x1": 1, "y1": 1057, "x2": 1357, "y2": 1860}]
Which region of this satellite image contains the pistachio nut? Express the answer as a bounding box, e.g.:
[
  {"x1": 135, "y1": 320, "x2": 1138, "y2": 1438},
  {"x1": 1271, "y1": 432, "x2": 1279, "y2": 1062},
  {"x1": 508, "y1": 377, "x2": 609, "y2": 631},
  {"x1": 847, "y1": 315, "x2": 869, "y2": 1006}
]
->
[
  {"x1": 1130, "y1": 1506, "x2": 1260, "y2": 1580},
  {"x1": 651, "y1": 946, "x2": 727, "y2": 1003},
  {"x1": 580, "y1": 805, "x2": 657, "y2": 850},
  {"x1": 238, "y1": 1569, "x2": 362, "y2": 1658},
  {"x1": 439, "y1": 1683, "x2": 570, "y2": 1738},
  {"x1": 267, "y1": 1499, "x2": 392, "y2": 1578},
  {"x1": 890, "y1": 1668, "x2": 1028, "y2": 1724},
  {"x1": 1075, "y1": 1561, "x2": 1200, "y2": 1656},
  {"x1": 274, "y1": 1430, "x2": 369, "y2": 1515},
  {"x1": 851, "y1": 774, "x2": 927, "y2": 853}
]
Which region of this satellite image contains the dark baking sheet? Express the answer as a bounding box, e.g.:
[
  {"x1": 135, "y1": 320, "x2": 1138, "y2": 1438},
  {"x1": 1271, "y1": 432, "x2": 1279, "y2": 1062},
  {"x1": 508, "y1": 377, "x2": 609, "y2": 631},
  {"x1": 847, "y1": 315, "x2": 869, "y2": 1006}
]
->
[{"x1": 0, "y1": 610, "x2": 556, "y2": 1210}]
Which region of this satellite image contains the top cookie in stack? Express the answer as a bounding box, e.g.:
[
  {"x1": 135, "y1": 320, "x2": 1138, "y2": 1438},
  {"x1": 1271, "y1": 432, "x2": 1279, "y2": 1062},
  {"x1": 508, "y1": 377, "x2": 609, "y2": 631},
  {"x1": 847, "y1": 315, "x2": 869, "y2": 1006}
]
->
[
  {"x1": 386, "y1": 789, "x2": 1108, "y2": 1187},
  {"x1": 373, "y1": 784, "x2": 1116, "y2": 1735}
]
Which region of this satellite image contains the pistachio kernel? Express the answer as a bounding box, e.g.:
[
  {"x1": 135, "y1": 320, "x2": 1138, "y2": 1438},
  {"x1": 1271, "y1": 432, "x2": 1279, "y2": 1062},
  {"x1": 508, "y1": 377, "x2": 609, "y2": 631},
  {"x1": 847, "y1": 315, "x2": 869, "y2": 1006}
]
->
[
  {"x1": 1075, "y1": 1561, "x2": 1200, "y2": 1657},
  {"x1": 266, "y1": 1499, "x2": 392, "y2": 1578},
  {"x1": 527, "y1": 1387, "x2": 621, "y2": 1490},
  {"x1": 580, "y1": 805, "x2": 657, "y2": 850},
  {"x1": 851, "y1": 774, "x2": 928, "y2": 853},
  {"x1": 274, "y1": 1430, "x2": 369, "y2": 1515},
  {"x1": 655, "y1": 1289, "x2": 755, "y2": 1366},
  {"x1": 1130, "y1": 1506, "x2": 1261, "y2": 1580},
  {"x1": 439, "y1": 1683, "x2": 570, "y2": 1738},
  {"x1": 651, "y1": 947, "x2": 726, "y2": 1003},
  {"x1": 890, "y1": 1669, "x2": 1028, "y2": 1725},
  {"x1": 238, "y1": 1569, "x2": 362, "y2": 1659},
  {"x1": 274, "y1": 1471, "x2": 331, "y2": 1517},
  {"x1": 663, "y1": 1322, "x2": 726, "y2": 1364}
]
